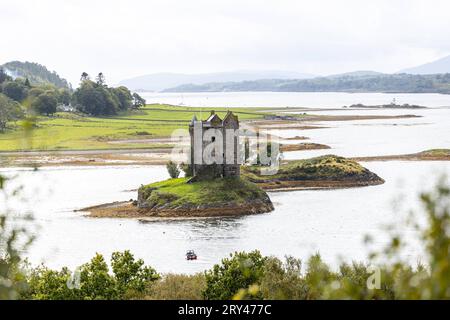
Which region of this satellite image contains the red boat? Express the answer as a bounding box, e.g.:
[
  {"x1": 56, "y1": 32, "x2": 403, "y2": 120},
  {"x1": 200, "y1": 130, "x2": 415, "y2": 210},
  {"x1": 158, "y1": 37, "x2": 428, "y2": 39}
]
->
[{"x1": 186, "y1": 250, "x2": 197, "y2": 260}]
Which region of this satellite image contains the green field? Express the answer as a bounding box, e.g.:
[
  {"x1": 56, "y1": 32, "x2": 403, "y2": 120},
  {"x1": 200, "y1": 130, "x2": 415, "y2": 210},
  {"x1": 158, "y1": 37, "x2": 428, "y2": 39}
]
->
[{"x1": 0, "y1": 104, "x2": 273, "y2": 151}]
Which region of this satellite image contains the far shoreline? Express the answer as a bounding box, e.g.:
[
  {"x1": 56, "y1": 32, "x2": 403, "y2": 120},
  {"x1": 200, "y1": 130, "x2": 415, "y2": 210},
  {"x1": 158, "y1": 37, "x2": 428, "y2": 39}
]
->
[{"x1": 2, "y1": 149, "x2": 449, "y2": 168}]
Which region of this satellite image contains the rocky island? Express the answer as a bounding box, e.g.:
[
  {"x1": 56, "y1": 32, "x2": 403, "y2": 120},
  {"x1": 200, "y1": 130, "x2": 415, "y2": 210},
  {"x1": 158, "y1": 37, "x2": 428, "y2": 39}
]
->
[{"x1": 243, "y1": 155, "x2": 384, "y2": 191}]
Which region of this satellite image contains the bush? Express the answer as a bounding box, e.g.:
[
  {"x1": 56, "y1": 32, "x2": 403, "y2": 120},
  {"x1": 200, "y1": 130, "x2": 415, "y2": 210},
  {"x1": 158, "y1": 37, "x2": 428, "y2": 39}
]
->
[
  {"x1": 22, "y1": 251, "x2": 159, "y2": 300},
  {"x1": 166, "y1": 161, "x2": 180, "y2": 178},
  {"x1": 146, "y1": 273, "x2": 206, "y2": 300},
  {"x1": 203, "y1": 250, "x2": 267, "y2": 300},
  {"x1": 180, "y1": 162, "x2": 193, "y2": 177}
]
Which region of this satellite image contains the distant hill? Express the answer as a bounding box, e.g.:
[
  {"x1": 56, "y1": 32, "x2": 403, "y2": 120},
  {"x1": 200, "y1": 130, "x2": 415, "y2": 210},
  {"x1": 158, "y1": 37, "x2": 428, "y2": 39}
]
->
[
  {"x1": 325, "y1": 70, "x2": 385, "y2": 79},
  {"x1": 400, "y1": 55, "x2": 450, "y2": 75},
  {"x1": 163, "y1": 73, "x2": 450, "y2": 94},
  {"x1": 119, "y1": 71, "x2": 315, "y2": 92},
  {"x1": 1, "y1": 61, "x2": 71, "y2": 89}
]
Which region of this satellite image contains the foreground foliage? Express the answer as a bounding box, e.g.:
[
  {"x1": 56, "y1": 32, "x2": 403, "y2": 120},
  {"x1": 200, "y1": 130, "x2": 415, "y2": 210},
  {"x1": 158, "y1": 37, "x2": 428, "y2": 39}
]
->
[{"x1": 21, "y1": 251, "x2": 159, "y2": 300}]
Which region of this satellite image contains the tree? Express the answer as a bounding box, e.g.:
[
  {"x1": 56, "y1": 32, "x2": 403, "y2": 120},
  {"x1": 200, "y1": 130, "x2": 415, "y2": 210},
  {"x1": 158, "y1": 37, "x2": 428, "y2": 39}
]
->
[
  {"x1": 57, "y1": 88, "x2": 72, "y2": 106},
  {"x1": 72, "y1": 80, "x2": 119, "y2": 116},
  {"x1": 111, "y1": 250, "x2": 159, "y2": 297},
  {"x1": 132, "y1": 93, "x2": 146, "y2": 110},
  {"x1": 32, "y1": 91, "x2": 57, "y2": 116},
  {"x1": 2, "y1": 80, "x2": 27, "y2": 102},
  {"x1": 73, "y1": 73, "x2": 136, "y2": 116},
  {"x1": 0, "y1": 68, "x2": 11, "y2": 84},
  {"x1": 166, "y1": 161, "x2": 180, "y2": 178},
  {"x1": 80, "y1": 72, "x2": 89, "y2": 82},
  {"x1": 112, "y1": 86, "x2": 132, "y2": 111},
  {"x1": 0, "y1": 93, "x2": 24, "y2": 132},
  {"x1": 96, "y1": 72, "x2": 106, "y2": 86},
  {"x1": 203, "y1": 250, "x2": 267, "y2": 300}
]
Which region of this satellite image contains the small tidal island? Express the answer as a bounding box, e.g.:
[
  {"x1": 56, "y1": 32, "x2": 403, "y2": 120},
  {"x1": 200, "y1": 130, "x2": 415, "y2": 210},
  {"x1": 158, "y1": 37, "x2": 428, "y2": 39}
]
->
[
  {"x1": 136, "y1": 177, "x2": 273, "y2": 217},
  {"x1": 243, "y1": 155, "x2": 384, "y2": 191}
]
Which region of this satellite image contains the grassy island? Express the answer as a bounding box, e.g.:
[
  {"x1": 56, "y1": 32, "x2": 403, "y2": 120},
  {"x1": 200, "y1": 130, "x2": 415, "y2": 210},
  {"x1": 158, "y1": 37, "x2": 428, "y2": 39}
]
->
[
  {"x1": 243, "y1": 155, "x2": 384, "y2": 191},
  {"x1": 136, "y1": 177, "x2": 273, "y2": 217},
  {"x1": 83, "y1": 177, "x2": 274, "y2": 218}
]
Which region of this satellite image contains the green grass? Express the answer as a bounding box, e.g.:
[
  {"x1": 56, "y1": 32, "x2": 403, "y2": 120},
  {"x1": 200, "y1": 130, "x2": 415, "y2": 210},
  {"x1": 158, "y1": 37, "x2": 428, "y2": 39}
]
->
[
  {"x1": 0, "y1": 104, "x2": 271, "y2": 151},
  {"x1": 139, "y1": 177, "x2": 267, "y2": 208},
  {"x1": 243, "y1": 155, "x2": 370, "y2": 181}
]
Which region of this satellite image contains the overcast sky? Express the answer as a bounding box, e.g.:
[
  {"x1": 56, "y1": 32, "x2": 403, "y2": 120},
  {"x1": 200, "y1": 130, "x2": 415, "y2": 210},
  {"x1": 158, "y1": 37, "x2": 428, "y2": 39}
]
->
[{"x1": 1, "y1": 0, "x2": 450, "y2": 86}]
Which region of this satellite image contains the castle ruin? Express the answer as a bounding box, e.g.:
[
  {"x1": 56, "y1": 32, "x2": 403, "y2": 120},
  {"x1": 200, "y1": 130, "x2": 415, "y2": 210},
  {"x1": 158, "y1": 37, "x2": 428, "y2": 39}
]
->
[{"x1": 189, "y1": 111, "x2": 240, "y2": 180}]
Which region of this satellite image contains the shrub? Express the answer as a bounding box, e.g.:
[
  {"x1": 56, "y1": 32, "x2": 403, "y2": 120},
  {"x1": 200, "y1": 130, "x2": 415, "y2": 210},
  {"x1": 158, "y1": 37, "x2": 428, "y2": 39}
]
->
[
  {"x1": 203, "y1": 250, "x2": 267, "y2": 300},
  {"x1": 146, "y1": 273, "x2": 206, "y2": 300},
  {"x1": 180, "y1": 162, "x2": 193, "y2": 177},
  {"x1": 166, "y1": 161, "x2": 180, "y2": 178},
  {"x1": 22, "y1": 251, "x2": 159, "y2": 300}
]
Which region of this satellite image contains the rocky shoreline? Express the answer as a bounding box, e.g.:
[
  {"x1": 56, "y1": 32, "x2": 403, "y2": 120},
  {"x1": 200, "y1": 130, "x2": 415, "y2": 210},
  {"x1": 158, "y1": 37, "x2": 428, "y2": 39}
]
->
[{"x1": 80, "y1": 197, "x2": 274, "y2": 219}]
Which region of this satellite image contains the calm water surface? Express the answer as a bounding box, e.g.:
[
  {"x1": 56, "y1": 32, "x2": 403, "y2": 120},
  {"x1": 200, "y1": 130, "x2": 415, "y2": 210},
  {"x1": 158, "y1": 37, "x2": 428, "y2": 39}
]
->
[
  {"x1": 278, "y1": 107, "x2": 450, "y2": 159},
  {"x1": 1, "y1": 161, "x2": 449, "y2": 274},
  {"x1": 142, "y1": 91, "x2": 450, "y2": 108}
]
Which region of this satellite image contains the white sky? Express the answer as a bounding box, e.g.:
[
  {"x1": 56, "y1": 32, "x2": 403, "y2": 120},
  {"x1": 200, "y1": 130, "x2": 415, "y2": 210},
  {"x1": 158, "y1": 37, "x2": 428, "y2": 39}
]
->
[{"x1": 1, "y1": 0, "x2": 450, "y2": 85}]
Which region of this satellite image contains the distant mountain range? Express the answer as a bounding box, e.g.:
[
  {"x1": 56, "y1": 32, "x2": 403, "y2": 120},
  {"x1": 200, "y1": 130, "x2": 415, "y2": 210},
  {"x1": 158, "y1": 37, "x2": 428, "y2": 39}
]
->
[
  {"x1": 400, "y1": 55, "x2": 450, "y2": 74},
  {"x1": 118, "y1": 71, "x2": 315, "y2": 92},
  {"x1": 163, "y1": 73, "x2": 450, "y2": 94},
  {"x1": 1, "y1": 61, "x2": 71, "y2": 89},
  {"x1": 120, "y1": 55, "x2": 450, "y2": 93}
]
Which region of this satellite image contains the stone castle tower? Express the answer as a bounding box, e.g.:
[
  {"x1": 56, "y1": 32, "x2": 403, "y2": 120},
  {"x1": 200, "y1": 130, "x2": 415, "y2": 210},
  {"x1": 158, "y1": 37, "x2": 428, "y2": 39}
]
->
[{"x1": 189, "y1": 111, "x2": 240, "y2": 180}]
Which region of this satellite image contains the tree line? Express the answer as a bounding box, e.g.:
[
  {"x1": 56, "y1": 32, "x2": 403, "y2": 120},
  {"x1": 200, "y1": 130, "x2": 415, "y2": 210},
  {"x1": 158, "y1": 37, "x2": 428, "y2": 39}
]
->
[
  {"x1": 0, "y1": 69, "x2": 146, "y2": 132},
  {"x1": 164, "y1": 73, "x2": 450, "y2": 94},
  {"x1": 72, "y1": 72, "x2": 145, "y2": 116}
]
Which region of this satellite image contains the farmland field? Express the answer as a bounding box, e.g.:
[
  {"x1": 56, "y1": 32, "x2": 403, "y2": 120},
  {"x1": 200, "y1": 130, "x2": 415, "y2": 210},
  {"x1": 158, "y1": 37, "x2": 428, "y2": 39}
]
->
[{"x1": 0, "y1": 104, "x2": 271, "y2": 151}]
